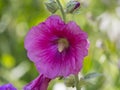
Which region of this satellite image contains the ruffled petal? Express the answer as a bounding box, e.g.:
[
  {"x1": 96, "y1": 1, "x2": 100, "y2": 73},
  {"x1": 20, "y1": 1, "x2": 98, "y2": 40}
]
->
[
  {"x1": 24, "y1": 23, "x2": 52, "y2": 62},
  {"x1": 67, "y1": 22, "x2": 81, "y2": 33},
  {"x1": 24, "y1": 74, "x2": 51, "y2": 90},
  {"x1": 25, "y1": 23, "x2": 49, "y2": 51},
  {"x1": 45, "y1": 15, "x2": 65, "y2": 31}
]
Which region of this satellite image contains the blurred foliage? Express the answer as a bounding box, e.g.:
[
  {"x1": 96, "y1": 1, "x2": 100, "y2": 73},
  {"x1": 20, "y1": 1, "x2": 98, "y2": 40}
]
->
[{"x1": 0, "y1": 0, "x2": 120, "y2": 90}]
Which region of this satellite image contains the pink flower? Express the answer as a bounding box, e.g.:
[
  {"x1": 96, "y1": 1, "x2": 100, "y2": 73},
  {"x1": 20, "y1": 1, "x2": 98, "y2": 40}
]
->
[
  {"x1": 24, "y1": 74, "x2": 51, "y2": 90},
  {"x1": 0, "y1": 83, "x2": 17, "y2": 90},
  {"x1": 25, "y1": 15, "x2": 89, "y2": 79}
]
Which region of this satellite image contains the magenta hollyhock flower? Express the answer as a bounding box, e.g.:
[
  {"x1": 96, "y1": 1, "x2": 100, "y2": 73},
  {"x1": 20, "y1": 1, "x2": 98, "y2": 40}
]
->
[
  {"x1": 24, "y1": 74, "x2": 51, "y2": 90},
  {"x1": 0, "y1": 83, "x2": 17, "y2": 90},
  {"x1": 25, "y1": 15, "x2": 89, "y2": 79}
]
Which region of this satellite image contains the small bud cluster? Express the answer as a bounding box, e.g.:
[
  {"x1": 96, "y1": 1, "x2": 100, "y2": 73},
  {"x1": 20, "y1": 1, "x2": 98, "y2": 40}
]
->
[{"x1": 45, "y1": 0, "x2": 80, "y2": 14}]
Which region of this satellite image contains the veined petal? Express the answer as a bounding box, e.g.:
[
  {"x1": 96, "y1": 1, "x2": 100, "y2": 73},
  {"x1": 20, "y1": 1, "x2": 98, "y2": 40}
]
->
[
  {"x1": 24, "y1": 74, "x2": 51, "y2": 90},
  {"x1": 45, "y1": 15, "x2": 65, "y2": 31}
]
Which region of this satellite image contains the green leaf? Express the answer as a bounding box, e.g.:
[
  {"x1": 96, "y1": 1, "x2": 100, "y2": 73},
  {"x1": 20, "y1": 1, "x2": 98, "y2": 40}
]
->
[
  {"x1": 84, "y1": 72, "x2": 102, "y2": 79},
  {"x1": 79, "y1": 78, "x2": 93, "y2": 87}
]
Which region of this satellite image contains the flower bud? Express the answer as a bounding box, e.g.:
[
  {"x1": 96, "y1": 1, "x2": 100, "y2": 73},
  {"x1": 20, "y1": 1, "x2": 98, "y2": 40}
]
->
[
  {"x1": 64, "y1": 75, "x2": 75, "y2": 87},
  {"x1": 66, "y1": 0, "x2": 80, "y2": 13},
  {"x1": 45, "y1": 0, "x2": 58, "y2": 13}
]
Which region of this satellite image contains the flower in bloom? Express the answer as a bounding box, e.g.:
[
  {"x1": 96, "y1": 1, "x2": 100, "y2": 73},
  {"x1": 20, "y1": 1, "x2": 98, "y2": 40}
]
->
[
  {"x1": 25, "y1": 15, "x2": 89, "y2": 79},
  {"x1": 24, "y1": 74, "x2": 51, "y2": 90},
  {"x1": 0, "y1": 83, "x2": 17, "y2": 90}
]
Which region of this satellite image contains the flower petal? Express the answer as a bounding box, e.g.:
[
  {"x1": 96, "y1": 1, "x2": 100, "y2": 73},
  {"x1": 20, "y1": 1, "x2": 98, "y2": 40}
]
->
[
  {"x1": 24, "y1": 74, "x2": 51, "y2": 90},
  {"x1": 45, "y1": 15, "x2": 65, "y2": 30},
  {"x1": 0, "y1": 83, "x2": 17, "y2": 90},
  {"x1": 66, "y1": 21, "x2": 88, "y2": 38},
  {"x1": 25, "y1": 23, "x2": 49, "y2": 51}
]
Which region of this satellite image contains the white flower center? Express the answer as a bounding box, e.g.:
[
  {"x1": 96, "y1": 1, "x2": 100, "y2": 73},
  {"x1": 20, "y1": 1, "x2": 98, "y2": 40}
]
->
[{"x1": 58, "y1": 38, "x2": 69, "y2": 52}]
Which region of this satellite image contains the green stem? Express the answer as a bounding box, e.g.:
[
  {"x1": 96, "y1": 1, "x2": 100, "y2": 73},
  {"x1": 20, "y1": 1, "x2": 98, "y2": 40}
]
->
[
  {"x1": 56, "y1": 0, "x2": 66, "y2": 22},
  {"x1": 75, "y1": 75, "x2": 81, "y2": 90}
]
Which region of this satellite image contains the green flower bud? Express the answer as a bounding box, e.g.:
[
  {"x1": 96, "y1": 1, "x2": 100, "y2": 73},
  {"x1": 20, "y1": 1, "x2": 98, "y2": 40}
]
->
[
  {"x1": 66, "y1": 0, "x2": 80, "y2": 13},
  {"x1": 64, "y1": 75, "x2": 75, "y2": 87},
  {"x1": 45, "y1": 0, "x2": 58, "y2": 13}
]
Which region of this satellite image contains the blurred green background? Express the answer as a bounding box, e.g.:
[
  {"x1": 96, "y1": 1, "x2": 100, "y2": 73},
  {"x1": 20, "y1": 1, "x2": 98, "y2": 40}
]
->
[{"x1": 0, "y1": 0, "x2": 120, "y2": 90}]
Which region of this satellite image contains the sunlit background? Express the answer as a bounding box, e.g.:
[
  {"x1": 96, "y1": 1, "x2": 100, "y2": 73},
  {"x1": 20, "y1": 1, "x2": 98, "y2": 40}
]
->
[{"x1": 0, "y1": 0, "x2": 120, "y2": 90}]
